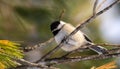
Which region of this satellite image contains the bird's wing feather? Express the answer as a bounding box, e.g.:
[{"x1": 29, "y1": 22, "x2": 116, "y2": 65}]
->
[{"x1": 83, "y1": 34, "x2": 92, "y2": 42}]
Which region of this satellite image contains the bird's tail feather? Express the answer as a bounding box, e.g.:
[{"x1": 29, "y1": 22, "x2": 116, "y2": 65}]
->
[{"x1": 88, "y1": 45, "x2": 108, "y2": 55}]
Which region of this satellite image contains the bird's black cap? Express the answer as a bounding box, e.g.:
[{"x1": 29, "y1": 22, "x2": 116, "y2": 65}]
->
[
  {"x1": 50, "y1": 21, "x2": 61, "y2": 36},
  {"x1": 50, "y1": 21, "x2": 60, "y2": 31}
]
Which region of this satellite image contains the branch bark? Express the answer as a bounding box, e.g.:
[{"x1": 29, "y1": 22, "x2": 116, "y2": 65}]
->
[
  {"x1": 23, "y1": 38, "x2": 54, "y2": 52},
  {"x1": 44, "y1": 48, "x2": 120, "y2": 65}
]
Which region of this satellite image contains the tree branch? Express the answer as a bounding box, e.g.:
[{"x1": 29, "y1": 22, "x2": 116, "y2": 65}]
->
[
  {"x1": 16, "y1": 47, "x2": 120, "y2": 68},
  {"x1": 18, "y1": 59, "x2": 48, "y2": 68},
  {"x1": 60, "y1": 43, "x2": 120, "y2": 58},
  {"x1": 16, "y1": 59, "x2": 60, "y2": 69},
  {"x1": 45, "y1": 48, "x2": 120, "y2": 65},
  {"x1": 23, "y1": 38, "x2": 54, "y2": 52}
]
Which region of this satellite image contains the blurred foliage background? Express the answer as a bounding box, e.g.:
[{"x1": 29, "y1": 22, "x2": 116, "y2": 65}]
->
[{"x1": 0, "y1": 0, "x2": 119, "y2": 69}]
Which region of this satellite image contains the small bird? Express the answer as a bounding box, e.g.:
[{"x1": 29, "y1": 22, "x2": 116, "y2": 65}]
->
[{"x1": 50, "y1": 20, "x2": 108, "y2": 54}]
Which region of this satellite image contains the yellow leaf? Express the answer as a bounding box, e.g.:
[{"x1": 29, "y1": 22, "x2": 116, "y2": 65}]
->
[
  {"x1": 0, "y1": 40, "x2": 9, "y2": 45},
  {"x1": 91, "y1": 61, "x2": 117, "y2": 69},
  {"x1": 0, "y1": 62, "x2": 5, "y2": 69}
]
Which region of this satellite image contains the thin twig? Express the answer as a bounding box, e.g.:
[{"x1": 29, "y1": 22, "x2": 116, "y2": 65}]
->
[
  {"x1": 59, "y1": 43, "x2": 120, "y2": 59},
  {"x1": 93, "y1": 0, "x2": 98, "y2": 15},
  {"x1": 108, "y1": 48, "x2": 120, "y2": 54},
  {"x1": 97, "y1": 43, "x2": 120, "y2": 47},
  {"x1": 18, "y1": 59, "x2": 48, "y2": 68},
  {"x1": 47, "y1": 53, "x2": 120, "y2": 64},
  {"x1": 23, "y1": 38, "x2": 54, "y2": 52},
  {"x1": 96, "y1": 0, "x2": 107, "y2": 11},
  {"x1": 58, "y1": 9, "x2": 65, "y2": 21},
  {"x1": 17, "y1": 59, "x2": 60, "y2": 69},
  {"x1": 35, "y1": 0, "x2": 120, "y2": 63},
  {"x1": 45, "y1": 48, "x2": 120, "y2": 65}
]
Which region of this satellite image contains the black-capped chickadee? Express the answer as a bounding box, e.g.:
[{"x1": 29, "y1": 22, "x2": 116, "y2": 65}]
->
[{"x1": 50, "y1": 21, "x2": 108, "y2": 54}]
